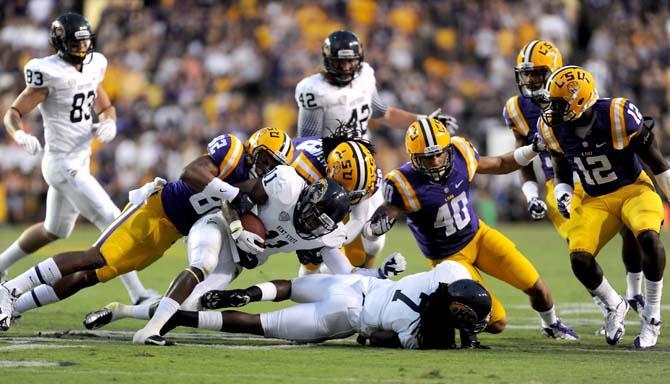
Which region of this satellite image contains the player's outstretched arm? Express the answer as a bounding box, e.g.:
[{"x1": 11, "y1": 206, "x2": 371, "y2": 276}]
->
[
  {"x1": 91, "y1": 85, "x2": 117, "y2": 143},
  {"x1": 632, "y1": 118, "x2": 670, "y2": 200},
  {"x1": 3, "y1": 86, "x2": 47, "y2": 155},
  {"x1": 477, "y1": 134, "x2": 544, "y2": 175},
  {"x1": 512, "y1": 131, "x2": 547, "y2": 220},
  {"x1": 551, "y1": 151, "x2": 574, "y2": 219}
]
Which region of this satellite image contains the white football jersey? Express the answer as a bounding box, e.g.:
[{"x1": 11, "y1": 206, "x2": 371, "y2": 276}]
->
[
  {"x1": 295, "y1": 62, "x2": 377, "y2": 138},
  {"x1": 360, "y1": 260, "x2": 472, "y2": 349},
  {"x1": 24, "y1": 52, "x2": 107, "y2": 153},
  {"x1": 255, "y1": 165, "x2": 348, "y2": 265}
]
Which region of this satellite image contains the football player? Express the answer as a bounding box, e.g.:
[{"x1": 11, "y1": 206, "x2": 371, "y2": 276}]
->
[
  {"x1": 505, "y1": 40, "x2": 645, "y2": 320},
  {"x1": 292, "y1": 132, "x2": 384, "y2": 272},
  {"x1": 0, "y1": 127, "x2": 294, "y2": 332},
  {"x1": 0, "y1": 12, "x2": 156, "y2": 304},
  {"x1": 295, "y1": 30, "x2": 458, "y2": 139},
  {"x1": 160, "y1": 260, "x2": 490, "y2": 350},
  {"x1": 539, "y1": 66, "x2": 668, "y2": 349},
  {"x1": 362, "y1": 118, "x2": 579, "y2": 342}
]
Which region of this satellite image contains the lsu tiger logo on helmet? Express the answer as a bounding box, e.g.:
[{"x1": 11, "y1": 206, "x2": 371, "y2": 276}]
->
[
  {"x1": 541, "y1": 65, "x2": 599, "y2": 127},
  {"x1": 326, "y1": 141, "x2": 377, "y2": 204},
  {"x1": 245, "y1": 127, "x2": 294, "y2": 178},
  {"x1": 515, "y1": 40, "x2": 563, "y2": 101},
  {"x1": 405, "y1": 118, "x2": 453, "y2": 181}
]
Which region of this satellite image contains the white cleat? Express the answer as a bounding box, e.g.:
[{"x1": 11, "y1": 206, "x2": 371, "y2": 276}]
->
[
  {"x1": 0, "y1": 284, "x2": 16, "y2": 331},
  {"x1": 542, "y1": 319, "x2": 580, "y2": 340},
  {"x1": 633, "y1": 316, "x2": 662, "y2": 350},
  {"x1": 604, "y1": 296, "x2": 629, "y2": 345},
  {"x1": 133, "y1": 327, "x2": 174, "y2": 346}
]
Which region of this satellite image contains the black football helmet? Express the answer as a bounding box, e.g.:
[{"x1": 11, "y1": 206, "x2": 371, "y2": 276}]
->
[
  {"x1": 294, "y1": 178, "x2": 350, "y2": 240},
  {"x1": 50, "y1": 13, "x2": 95, "y2": 65},
  {"x1": 445, "y1": 280, "x2": 492, "y2": 334},
  {"x1": 322, "y1": 30, "x2": 364, "y2": 87}
]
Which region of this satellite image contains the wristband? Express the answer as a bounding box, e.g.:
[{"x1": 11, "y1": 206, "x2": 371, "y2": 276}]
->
[
  {"x1": 513, "y1": 145, "x2": 538, "y2": 166},
  {"x1": 203, "y1": 177, "x2": 239, "y2": 202}
]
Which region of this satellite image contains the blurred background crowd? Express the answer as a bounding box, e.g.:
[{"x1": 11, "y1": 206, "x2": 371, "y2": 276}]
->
[{"x1": 0, "y1": 0, "x2": 669, "y2": 225}]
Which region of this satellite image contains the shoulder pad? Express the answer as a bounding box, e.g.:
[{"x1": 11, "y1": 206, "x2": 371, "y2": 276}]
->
[
  {"x1": 503, "y1": 96, "x2": 530, "y2": 136},
  {"x1": 451, "y1": 136, "x2": 479, "y2": 181}
]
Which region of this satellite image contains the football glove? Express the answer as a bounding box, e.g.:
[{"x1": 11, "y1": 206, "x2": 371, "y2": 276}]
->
[
  {"x1": 435, "y1": 114, "x2": 459, "y2": 135},
  {"x1": 230, "y1": 220, "x2": 264, "y2": 255},
  {"x1": 378, "y1": 252, "x2": 406, "y2": 278},
  {"x1": 363, "y1": 212, "x2": 396, "y2": 239},
  {"x1": 200, "y1": 289, "x2": 251, "y2": 310},
  {"x1": 128, "y1": 177, "x2": 167, "y2": 205},
  {"x1": 92, "y1": 119, "x2": 117, "y2": 143},
  {"x1": 296, "y1": 248, "x2": 323, "y2": 265},
  {"x1": 231, "y1": 192, "x2": 255, "y2": 215},
  {"x1": 13, "y1": 130, "x2": 42, "y2": 155},
  {"x1": 557, "y1": 193, "x2": 572, "y2": 219},
  {"x1": 527, "y1": 197, "x2": 547, "y2": 220}
]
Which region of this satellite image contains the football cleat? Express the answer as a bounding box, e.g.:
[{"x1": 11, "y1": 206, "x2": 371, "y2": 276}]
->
[
  {"x1": 0, "y1": 284, "x2": 16, "y2": 331},
  {"x1": 627, "y1": 294, "x2": 645, "y2": 315},
  {"x1": 459, "y1": 329, "x2": 489, "y2": 349},
  {"x1": 83, "y1": 302, "x2": 119, "y2": 330},
  {"x1": 633, "y1": 316, "x2": 662, "y2": 350},
  {"x1": 604, "y1": 296, "x2": 629, "y2": 345},
  {"x1": 132, "y1": 289, "x2": 162, "y2": 306},
  {"x1": 542, "y1": 319, "x2": 580, "y2": 340},
  {"x1": 133, "y1": 328, "x2": 174, "y2": 346},
  {"x1": 200, "y1": 289, "x2": 251, "y2": 310}
]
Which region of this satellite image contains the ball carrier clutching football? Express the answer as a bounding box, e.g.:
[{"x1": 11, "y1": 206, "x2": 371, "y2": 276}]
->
[
  {"x1": 0, "y1": 12, "x2": 157, "y2": 304},
  {"x1": 295, "y1": 30, "x2": 458, "y2": 140}
]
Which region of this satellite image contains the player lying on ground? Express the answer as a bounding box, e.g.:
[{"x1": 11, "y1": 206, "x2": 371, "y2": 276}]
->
[
  {"x1": 363, "y1": 117, "x2": 578, "y2": 343},
  {"x1": 153, "y1": 260, "x2": 491, "y2": 349},
  {"x1": 0, "y1": 127, "x2": 293, "y2": 332},
  {"x1": 539, "y1": 66, "x2": 668, "y2": 349}
]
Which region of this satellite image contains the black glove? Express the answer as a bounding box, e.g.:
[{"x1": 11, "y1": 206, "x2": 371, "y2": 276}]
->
[
  {"x1": 231, "y1": 192, "x2": 255, "y2": 215},
  {"x1": 237, "y1": 248, "x2": 259, "y2": 269},
  {"x1": 557, "y1": 193, "x2": 571, "y2": 219},
  {"x1": 296, "y1": 248, "x2": 323, "y2": 265},
  {"x1": 530, "y1": 133, "x2": 546, "y2": 153},
  {"x1": 459, "y1": 329, "x2": 490, "y2": 349}
]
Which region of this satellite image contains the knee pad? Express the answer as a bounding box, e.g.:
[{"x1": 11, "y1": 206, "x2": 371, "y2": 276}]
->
[{"x1": 44, "y1": 217, "x2": 76, "y2": 239}]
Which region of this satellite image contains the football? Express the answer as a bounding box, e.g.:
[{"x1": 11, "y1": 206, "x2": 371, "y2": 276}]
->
[{"x1": 240, "y1": 212, "x2": 266, "y2": 240}]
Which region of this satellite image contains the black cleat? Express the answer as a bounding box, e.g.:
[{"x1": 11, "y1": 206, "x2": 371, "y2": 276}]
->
[{"x1": 83, "y1": 306, "x2": 114, "y2": 330}]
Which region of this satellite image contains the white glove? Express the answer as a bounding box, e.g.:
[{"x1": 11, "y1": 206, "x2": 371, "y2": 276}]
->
[
  {"x1": 128, "y1": 177, "x2": 167, "y2": 205},
  {"x1": 230, "y1": 220, "x2": 265, "y2": 255},
  {"x1": 378, "y1": 252, "x2": 407, "y2": 278},
  {"x1": 362, "y1": 212, "x2": 396, "y2": 239},
  {"x1": 527, "y1": 197, "x2": 548, "y2": 220},
  {"x1": 13, "y1": 130, "x2": 42, "y2": 155},
  {"x1": 92, "y1": 119, "x2": 117, "y2": 143}
]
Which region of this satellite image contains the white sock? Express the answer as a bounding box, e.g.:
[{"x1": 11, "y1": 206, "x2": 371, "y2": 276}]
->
[
  {"x1": 198, "y1": 311, "x2": 223, "y2": 331},
  {"x1": 119, "y1": 271, "x2": 149, "y2": 302},
  {"x1": 4, "y1": 258, "x2": 62, "y2": 295},
  {"x1": 625, "y1": 271, "x2": 643, "y2": 299},
  {"x1": 0, "y1": 241, "x2": 28, "y2": 271},
  {"x1": 588, "y1": 277, "x2": 621, "y2": 308},
  {"x1": 142, "y1": 297, "x2": 180, "y2": 334},
  {"x1": 538, "y1": 305, "x2": 558, "y2": 327},
  {"x1": 15, "y1": 284, "x2": 60, "y2": 314},
  {"x1": 115, "y1": 302, "x2": 154, "y2": 321},
  {"x1": 254, "y1": 282, "x2": 277, "y2": 301},
  {"x1": 591, "y1": 294, "x2": 608, "y2": 316},
  {"x1": 643, "y1": 278, "x2": 663, "y2": 321}
]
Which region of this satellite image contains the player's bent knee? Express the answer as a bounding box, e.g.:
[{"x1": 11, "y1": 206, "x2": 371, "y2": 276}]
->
[
  {"x1": 570, "y1": 252, "x2": 594, "y2": 272},
  {"x1": 44, "y1": 221, "x2": 75, "y2": 239},
  {"x1": 636, "y1": 230, "x2": 660, "y2": 248}
]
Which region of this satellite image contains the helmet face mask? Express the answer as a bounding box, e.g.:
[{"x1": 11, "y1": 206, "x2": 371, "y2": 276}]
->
[
  {"x1": 515, "y1": 40, "x2": 563, "y2": 104},
  {"x1": 406, "y1": 118, "x2": 454, "y2": 182},
  {"x1": 515, "y1": 65, "x2": 552, "y2": 100},
  {"x1": 444, "y1": 280, "x2": 492, "y2": 334},
  {"x1": 50, "y1": 13, "x2": 95, "y2": 66},
  {"x1": 245, "y1": 127, "x2": 294, "y2": 178},
  {"x1": 294, "y1": 179, "x2": 350, "y2": 240},
  {"x1": 410, "y1": 146, "x2": 453, "y2": 182},
  {"x1": 322, "y1": 30, "x2": 364, "y2": 87}
]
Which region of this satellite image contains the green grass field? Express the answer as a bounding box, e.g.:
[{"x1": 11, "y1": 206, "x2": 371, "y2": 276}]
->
[{"x1": 1, "y1": 223, "x2": 669, "y2": 383}]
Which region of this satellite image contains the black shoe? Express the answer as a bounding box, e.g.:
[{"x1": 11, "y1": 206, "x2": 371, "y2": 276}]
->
[
  {"x1": 460, "y1": 329, "x2": 490, "y2": 349},
  {"x1": 83, "y1": 306, "x2": 114, "y2": 330}
]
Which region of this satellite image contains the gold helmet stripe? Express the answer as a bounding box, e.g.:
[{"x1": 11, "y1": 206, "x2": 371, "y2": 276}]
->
[
  {"x1": 348, "y1": 142, "x2": 368, "y2": 192},
  {"x1": 523, "y1": 39, "x2": 540, "y2": 63},
  {"x1": 545, "y1": 65, "x2": 581, "y2": 88},
  {"x1": 418, "y1": 118, "x2": 436, "y2": 149}
]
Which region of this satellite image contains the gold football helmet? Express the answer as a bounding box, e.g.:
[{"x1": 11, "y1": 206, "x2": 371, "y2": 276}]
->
[
  {"x1": 327, "y1": 141, "x2": 377, "y2": 204},
  {"x1": 515, "y1": 40, "x2": 563, "y2": 100},
  {"x1": 541, "y1": 65, "x2": 599, "y2": 127},
  {"x1": 245, "y1": 127, "x2": 294, "y2": 177},
  {"x1": 405, "y1": 118, "x2": 452, "y2": 181}
]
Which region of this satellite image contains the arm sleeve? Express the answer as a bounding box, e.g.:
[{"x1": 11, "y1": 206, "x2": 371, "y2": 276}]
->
[
  {"x1": 370, "y1": 89, "x2": 388, "y2": 119},
  {"x1": 320, "y1": 246, "x2": 355, "y2": 274},
  {"x1": 342, "y1": 199, "x2": 369, "y2": 244},
  {"x1": 297, "y1": 108, "x2": 325, "y2": 137}
]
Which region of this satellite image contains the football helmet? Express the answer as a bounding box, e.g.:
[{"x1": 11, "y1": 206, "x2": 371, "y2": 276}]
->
[
  {"x1": 245, "y1": 127, "x2": 295, "y2": 178},
  {"x1": 322, "y1": 30, "x2": 364, "y2": 86},
  {"x1": 50, "y1": 13, "x2": 95, "y2": 65},
  {"x1": 326, "y1": 141, "x2": 377, "y2": 204},
  {"x1": 445, "y1": 279, "x2": 492, "y2": 334},
  {"x1": 515, "y1": 40, "x2": 563, "y2": 101},
  {"x1": 294, "y1": 178, "x2": 350, "y2": 240},
  {"x1": 405, "y1": 118, "x2": 453, "y2": 182},
  {"x1": 541, "y1": 65, "x2": 599, "y2": 127}
]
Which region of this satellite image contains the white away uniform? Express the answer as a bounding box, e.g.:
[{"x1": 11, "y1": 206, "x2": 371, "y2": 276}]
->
[
  {"x1": 260, "y1": 260, "x2": 472, "y2": 348},
  {"x1": 295, "y1": 63, "x2": 387, "y2": 139},
  {"x1": 25, "y1": 52, "x2": 120, "y2": 236},
  {"x1": 181, "y1": 165, "x2": 349, "y2": 310}
]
